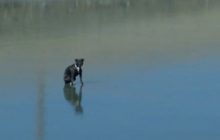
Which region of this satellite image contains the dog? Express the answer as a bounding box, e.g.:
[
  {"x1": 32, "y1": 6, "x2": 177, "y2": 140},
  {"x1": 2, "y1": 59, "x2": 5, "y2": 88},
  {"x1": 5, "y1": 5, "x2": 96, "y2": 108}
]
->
[{"x1": 64, "y1": 58, "x2": 84, "y2": 85}]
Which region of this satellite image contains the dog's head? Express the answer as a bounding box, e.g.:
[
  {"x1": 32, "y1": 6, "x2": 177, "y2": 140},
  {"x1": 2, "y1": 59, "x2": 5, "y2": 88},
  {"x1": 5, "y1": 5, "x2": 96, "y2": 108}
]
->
[{"x1": 75, "y1": 58, "x2": 84, "y2": 68}]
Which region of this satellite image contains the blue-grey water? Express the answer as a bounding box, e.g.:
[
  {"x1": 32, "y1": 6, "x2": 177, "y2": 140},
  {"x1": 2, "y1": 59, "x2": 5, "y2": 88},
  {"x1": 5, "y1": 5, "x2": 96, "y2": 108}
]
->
[{"x1": 1, "y1": 0, "x2": 220, "y2": 140}]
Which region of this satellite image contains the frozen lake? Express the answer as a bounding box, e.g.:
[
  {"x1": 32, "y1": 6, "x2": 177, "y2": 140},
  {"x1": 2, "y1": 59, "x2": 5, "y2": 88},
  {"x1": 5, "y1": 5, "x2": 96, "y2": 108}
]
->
[{"x1": 0, "y1": 1, "x2": 220, "y2": 140}]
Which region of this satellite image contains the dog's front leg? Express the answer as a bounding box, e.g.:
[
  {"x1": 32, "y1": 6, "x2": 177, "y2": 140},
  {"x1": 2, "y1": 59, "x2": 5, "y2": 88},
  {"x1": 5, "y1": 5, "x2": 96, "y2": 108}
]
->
[
  {"x1": 70, "y1": 70, "x2": 74, "y2": 86},
  {"x1": 70, "y1": 80, "x2": 73, "y2": 86}
]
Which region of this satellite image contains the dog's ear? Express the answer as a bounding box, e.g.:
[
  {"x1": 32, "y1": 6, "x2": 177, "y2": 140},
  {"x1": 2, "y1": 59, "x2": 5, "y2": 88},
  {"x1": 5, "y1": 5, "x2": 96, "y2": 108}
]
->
[
  {"x1": 75, "y1": 59, "x2": 79, "y2": 63},
  {"x1": 80, "y1": 58, "x2": 84, "y2": 66}
]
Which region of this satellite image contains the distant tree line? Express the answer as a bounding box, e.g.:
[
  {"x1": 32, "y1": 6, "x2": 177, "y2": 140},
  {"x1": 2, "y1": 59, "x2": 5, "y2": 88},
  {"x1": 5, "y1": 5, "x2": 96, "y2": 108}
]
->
[
  {"x1": 0, "y1": 0, "x2": 219, "y2": 9},
  {"x1": 0, "y1": 0, "x2": 219, "y2": 29}
]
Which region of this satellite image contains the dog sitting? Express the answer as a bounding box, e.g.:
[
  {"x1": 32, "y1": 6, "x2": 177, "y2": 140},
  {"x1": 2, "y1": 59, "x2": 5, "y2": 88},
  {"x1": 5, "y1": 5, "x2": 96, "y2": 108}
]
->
[{"x1": 64, "y1": 58, "x2": 84, "y2": 85}]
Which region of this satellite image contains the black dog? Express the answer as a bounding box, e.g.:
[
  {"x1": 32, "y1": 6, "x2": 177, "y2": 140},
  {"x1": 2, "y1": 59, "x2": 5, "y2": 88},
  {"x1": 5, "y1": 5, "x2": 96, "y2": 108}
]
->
[{"x1": 64, "y1": 58, "x2": 84, "y2": 85}]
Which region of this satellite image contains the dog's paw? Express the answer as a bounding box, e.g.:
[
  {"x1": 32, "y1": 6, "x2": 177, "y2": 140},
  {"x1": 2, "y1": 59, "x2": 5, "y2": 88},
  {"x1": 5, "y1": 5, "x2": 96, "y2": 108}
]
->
[
  {"x1": 70, "y1": 81, "x2": 76, "y2": 86},
  {"x1": 69, "y1": 82, "x2": 73, "y2": 86}
]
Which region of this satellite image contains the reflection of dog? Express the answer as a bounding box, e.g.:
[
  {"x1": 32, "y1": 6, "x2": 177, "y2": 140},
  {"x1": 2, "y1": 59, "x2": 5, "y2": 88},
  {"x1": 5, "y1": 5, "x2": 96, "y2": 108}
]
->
[
  {"x1": 63, "y1": 84, "x2": 83, "y2": 114},
  {"x1": 63, "y1": 59, "x2": 84, "y2": 85}
]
